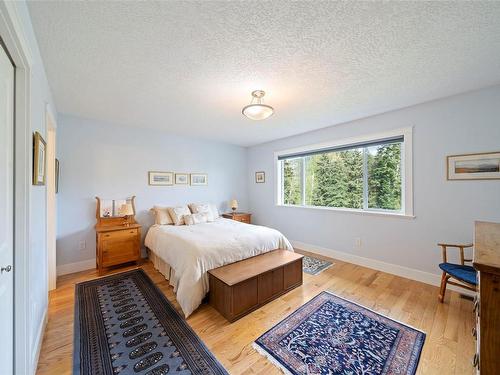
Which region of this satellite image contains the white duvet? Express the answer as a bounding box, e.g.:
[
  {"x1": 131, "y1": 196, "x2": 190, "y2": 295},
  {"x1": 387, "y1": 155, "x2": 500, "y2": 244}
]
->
[{"x1": 144, "y1": 218, "x2": 293, "y2": 317}]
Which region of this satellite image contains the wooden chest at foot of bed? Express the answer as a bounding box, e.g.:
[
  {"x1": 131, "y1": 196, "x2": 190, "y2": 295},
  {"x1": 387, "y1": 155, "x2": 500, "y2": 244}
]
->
[{"x1": 208, "y1": 250, "x2": 303, "y2": 322}]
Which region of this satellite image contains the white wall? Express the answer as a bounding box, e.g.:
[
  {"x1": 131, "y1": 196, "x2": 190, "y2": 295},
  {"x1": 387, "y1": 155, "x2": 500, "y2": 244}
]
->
[
  {"x1": 56, "y1": 114, "x2": 248, "y2": 269},
  {"x1": 2, "y1": 1, "x2": 57, "y2": 373},
  {"x1": 247, "y1": 86, "x2": 500, "y2": 280}
]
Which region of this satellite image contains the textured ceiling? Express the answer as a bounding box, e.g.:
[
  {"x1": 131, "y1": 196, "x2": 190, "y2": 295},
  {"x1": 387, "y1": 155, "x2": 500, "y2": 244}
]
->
[{"x1": 28, "y1": 1, "x2": 500, "y2": 146}]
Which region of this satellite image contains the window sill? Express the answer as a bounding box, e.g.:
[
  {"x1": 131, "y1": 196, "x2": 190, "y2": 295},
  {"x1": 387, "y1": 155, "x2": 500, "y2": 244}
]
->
[{"x1": 276, "y1": 204, "x2": 415, "y2": 219}]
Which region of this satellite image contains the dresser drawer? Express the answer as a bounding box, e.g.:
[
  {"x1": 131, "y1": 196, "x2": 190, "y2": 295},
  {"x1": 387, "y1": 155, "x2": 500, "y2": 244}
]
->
[{"x1": 99, "y1": 228, "x2": 138, "y2": 241}]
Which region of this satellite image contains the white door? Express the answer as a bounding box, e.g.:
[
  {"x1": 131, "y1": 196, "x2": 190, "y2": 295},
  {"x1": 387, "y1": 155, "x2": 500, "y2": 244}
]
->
[{"x1": 0, "y1": 42, "x2": 15, "y2": 375}]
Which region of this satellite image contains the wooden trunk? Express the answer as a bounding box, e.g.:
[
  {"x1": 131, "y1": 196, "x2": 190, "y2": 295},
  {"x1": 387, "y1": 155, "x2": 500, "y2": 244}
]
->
[{"x1": 208, "y1": 250, "x2": 303, "y2": 322}]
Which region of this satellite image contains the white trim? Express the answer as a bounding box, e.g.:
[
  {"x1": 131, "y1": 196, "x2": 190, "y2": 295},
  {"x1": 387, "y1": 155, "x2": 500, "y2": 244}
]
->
[
  {"x1": 274, "y1": 127, "x2": 414, "y2": 217},
  {"x1": 45, "y1": 105, "x2": 57, "y2": 291},
  {"x1": 291, "y1": 240, "x2": 475, "y2": 297},
  {"x1": 57, "y1": 259, "x2": 95, "y2": 276},
  {"x1": 31, "y1": 308, "x2": 47, "y2": 374},
  {"x1": 277, "y1": 203, "x2": 415, "y2": 219},
  {"x1": 0, "y1": 2, "x2": 34, "y2": 374}
]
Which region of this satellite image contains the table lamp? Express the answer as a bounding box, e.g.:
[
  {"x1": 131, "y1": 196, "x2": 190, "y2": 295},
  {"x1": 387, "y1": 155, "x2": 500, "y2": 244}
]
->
[
  {"x1": 119, "y1": 203, "x2": 134, "y2": 226},
  {"x1": 230, "y1": 199, "x2": 238, "y2": 213}
]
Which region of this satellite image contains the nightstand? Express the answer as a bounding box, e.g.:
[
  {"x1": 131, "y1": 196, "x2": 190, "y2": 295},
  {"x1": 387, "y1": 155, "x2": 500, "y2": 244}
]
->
[
  {"x1": 95, "y1": 196, "x2": 142, "y2": 275},
  {"x1": 95, "y1": 224, "x2": 141, "y2": 275},
  {"x1": 222, "y1": 212, "x2": 252, "y2": 224}
]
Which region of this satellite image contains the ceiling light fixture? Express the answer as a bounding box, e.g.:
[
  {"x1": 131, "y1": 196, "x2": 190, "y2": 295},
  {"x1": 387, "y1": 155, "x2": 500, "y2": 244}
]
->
[{"x1": 242, "y1": 90, "x2": 274, "y2": 120}]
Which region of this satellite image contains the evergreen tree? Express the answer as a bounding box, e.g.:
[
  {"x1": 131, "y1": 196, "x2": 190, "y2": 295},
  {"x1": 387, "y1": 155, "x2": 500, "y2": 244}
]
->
[
  {"x1": 311, "y1": 152, "x2": 348, "y2": 207},
  {"x1": 341, "y1": 149, "x2": 363, "y2": 209},
  {"x1": 368, "y1": 144, "x2": 401, "y2": 210},
  {"x1": 283, "y1": 159, "x2": 302, "y2": 205}
]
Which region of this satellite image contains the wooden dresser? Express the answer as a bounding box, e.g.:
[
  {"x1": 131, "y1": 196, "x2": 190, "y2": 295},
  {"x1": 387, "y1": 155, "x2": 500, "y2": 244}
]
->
[
  {"x1": 95, "y1": 196, "x2": 142, "y2": 275},
  {"x1": 472, "y1": 221, "x2": 500, "y2": 374},
  {"x1": 222, "y1": 212, "x2": 251, "y2": 224},
  {"x1": 208, "y1": 250, "x2": 303, "y2": 322}
]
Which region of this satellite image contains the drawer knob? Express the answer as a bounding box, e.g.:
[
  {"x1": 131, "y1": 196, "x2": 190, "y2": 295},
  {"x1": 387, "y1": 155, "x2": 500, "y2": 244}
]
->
[{"x1": 472, "y1": 353, "x2": 479, "y2": 368}]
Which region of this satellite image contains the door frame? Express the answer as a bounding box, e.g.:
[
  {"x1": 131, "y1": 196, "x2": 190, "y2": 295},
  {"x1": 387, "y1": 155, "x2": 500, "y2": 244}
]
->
[
  {"x1": 46, "y1": 105, "x2": 57, "y2": 291},
  {"x1": 0, "y1": 2, "x2": 33, "y2": 374}
]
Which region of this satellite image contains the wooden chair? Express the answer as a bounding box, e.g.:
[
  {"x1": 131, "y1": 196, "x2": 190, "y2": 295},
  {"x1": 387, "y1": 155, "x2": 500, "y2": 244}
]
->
[{"x1": 438, "y1": 242, "x2": 477, "y2": 302}]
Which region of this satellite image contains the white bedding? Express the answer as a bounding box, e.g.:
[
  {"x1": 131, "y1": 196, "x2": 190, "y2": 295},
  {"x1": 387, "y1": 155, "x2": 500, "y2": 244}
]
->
[{"x1": 144, "y1": 218, "x2": 293, "y2": 317}]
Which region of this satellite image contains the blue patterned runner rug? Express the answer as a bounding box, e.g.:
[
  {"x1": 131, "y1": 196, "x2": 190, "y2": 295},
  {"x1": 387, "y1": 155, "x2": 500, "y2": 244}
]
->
[
  {"x1": 254, "y1": 291, "x2": 425, "y2": 375},
  {"x1": 74, "y1": 269, "x2": 228, "y2": 375}
]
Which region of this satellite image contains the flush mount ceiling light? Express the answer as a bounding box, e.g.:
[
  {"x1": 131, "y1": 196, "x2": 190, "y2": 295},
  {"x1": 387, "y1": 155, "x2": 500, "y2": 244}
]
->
[{"x1": 242, "y1": 90, "x2": 274, "y2": 120}]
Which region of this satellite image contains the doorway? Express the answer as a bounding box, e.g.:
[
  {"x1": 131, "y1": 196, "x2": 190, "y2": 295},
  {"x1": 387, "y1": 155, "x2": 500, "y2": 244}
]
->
[{"x1": 0, "y1": 36, "x2": 15, "y2": 375}]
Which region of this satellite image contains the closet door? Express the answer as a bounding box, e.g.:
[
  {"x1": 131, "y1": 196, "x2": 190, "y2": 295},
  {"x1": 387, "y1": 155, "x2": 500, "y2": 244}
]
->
[{"x1": 0, "y1": 40, "x2": 15, "y2": 375}]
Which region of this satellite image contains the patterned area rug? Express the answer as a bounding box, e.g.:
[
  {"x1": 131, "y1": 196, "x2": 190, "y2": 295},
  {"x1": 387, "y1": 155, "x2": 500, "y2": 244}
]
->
[
  {"x1": 302, "y1": 255, "x2": 334, "y2": 275},
  {"x1": 254, "y1": 291, "x2": 425, "y2": 375},
  {"x1": 74, "y1": 269, "x2": 228, "y2": 375}
]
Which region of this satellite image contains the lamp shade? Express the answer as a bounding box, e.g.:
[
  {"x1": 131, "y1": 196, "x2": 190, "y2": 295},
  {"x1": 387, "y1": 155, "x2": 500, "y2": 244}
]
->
[
  {"x1": 242, "y1": 90, "x2": 274, "y2": 120},
  {"x1": 119, "y1": 203, "x2": 134, "y2": 216},
  {"x1": 230, "y1": 199, "x2": 238, "y2": 210}
]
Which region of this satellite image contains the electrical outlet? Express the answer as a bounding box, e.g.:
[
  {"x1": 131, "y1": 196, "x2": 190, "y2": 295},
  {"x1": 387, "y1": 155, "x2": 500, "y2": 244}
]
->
[
  {"x1": 354, "y1": 237, "x2": 362, "y2": 248},
  {"x1": 78, "y1": 240, "x2": 86, "y2": 251}
]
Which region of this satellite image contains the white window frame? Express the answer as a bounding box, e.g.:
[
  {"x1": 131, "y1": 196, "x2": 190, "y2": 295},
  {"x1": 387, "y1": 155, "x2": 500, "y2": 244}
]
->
[{"x1": 274, "y1": 127, "x2": 414, "y2": 218}]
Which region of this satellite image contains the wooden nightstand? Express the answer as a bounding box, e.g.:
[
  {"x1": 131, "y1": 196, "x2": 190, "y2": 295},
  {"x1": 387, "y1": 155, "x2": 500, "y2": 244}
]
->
[
  {"x1": 95, "y1": 224, "x2": 141, "y2": 275},
  {"x1": 222, "y1": 212, "x2": 252, "y2": 224},
  {"x1": 95, "y1": 196, "x2": 142, "y2": 275}
]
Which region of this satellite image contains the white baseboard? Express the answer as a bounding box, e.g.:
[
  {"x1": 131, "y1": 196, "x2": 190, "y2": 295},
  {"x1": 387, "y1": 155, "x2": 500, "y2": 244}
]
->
[
  {"x1": 31, "y1": 308, "x2": 48, "y2": 375},
  {"x1": 57, "y1": 259, "x2": 95, "y2": 276},
  {"x1": 291, "y1": 240, "x2": 475, "y2": 297}
]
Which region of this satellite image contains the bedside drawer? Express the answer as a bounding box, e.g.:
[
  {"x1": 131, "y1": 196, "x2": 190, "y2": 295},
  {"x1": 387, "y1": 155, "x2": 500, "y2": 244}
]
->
[{"x1": 99, "y1": 228, "x2": 138, "y2": 241}]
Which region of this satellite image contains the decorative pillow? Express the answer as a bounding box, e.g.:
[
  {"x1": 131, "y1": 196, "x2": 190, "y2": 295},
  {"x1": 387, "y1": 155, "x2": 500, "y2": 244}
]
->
[
  {"x1": 189, "y1": 202, "x2": 219, "y2": 221},
  {"x1": 167, "y1": 206, "x2": 191, "y2": 226},
  {"x1": 209, "y1": 203, "x2": 220, "y2": 219},
  {"x1": 184, "y1": 212, "x2": 209, "y2": 226},
  {"x1": 151, "y1": 206, "x2": 174, "y2": 225}
]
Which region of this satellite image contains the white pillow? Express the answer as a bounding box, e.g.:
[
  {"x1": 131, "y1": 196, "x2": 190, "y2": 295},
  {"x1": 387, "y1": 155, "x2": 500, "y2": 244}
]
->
[
  {"x1": 189, "y1": 202, "x2": 219, "y2": 221},
  {"x1": 184, "y1": 212, "x2": 209, "y2": 226},
  {"x1": 167, "y1": 206, "x2": 191, "y2": 226},
  {"x1": 151, "y1": 206, "x2": 173, "y2": 225},
  {"x1": 209, "y1": 203, "x2": 220, "y2": 219}
]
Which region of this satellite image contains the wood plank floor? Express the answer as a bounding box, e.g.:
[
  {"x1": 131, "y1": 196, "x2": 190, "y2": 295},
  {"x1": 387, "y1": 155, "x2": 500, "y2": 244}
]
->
[{"x1": 36, "y1": 250, "x2": 475, "y2": 375}]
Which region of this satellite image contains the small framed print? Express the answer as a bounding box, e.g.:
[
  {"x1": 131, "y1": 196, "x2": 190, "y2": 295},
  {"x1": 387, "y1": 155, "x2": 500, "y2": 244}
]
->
[
  {"x1": 190, "y1": 173, "x2": 208, "y2": 186},
  {"x1": 447, "y1": 151, "x2": 500, "y2": 180},
  {"x1": 33, "y1": 131, "x2": 46, "y2": 185},
  {"x1": 255, "y1": 171, "x2": 265, "y2": 183},
  {"x1": 175, "y1": 173, "x2": 189, "y2": 185},
  {"x1": 148, "y1": 171, "x2": 173, "y2": 186}
]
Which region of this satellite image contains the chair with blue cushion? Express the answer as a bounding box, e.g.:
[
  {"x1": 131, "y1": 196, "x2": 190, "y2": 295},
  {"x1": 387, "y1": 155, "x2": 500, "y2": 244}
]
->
[{"x1": 438, "y1": 242, "x2": 477, "y2": 302}]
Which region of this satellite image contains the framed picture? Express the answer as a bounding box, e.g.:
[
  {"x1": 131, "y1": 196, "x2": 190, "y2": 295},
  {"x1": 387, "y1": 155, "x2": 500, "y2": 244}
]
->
[
  {"x1": 255, "y1": 171, "x2": 265, "y2": 183},
  {"x1": 148, "y1": 171, "x2": 173, "y2": 185},
  {"x1": 175, "y1": 173, "x2": 189, "y2": 185},
  {"x1": 33, "y1": 131, "x2": 46, "y2": 185},
  {"x1": 447, "y1": 151, "x2": 500, "y2": 180},
  {"x1": 55, "y1": 158, "x2": 60, "y2": 193},
  {"x1": 190, "y1": 173, "x2": 208, "y2": 186}
]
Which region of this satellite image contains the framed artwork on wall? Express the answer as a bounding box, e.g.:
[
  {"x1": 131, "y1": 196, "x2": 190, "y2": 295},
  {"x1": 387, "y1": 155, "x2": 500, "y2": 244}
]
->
[
  {"x1": 33, "y1": 131, "x2": 46, "y2": 185},
  {"x1": 447, "y1": 151, "x2": 500, "y2": 180},
  {"x1": 175, "y1": 173, "x2": 189, "y2": 185},
  {"x1": 190, "y1": 173, "x2": 208, "y2": 186},
  {"x1": 148, "y1": 171, "x2": 174, "y2": 185},
  {"x1": 255, "y1": 171, "x2": 265, "y2": 183}
]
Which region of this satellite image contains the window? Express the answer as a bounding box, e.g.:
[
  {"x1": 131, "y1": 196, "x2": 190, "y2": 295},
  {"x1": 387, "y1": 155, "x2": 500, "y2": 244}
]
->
[{"x1": 276, "y1": 128, "x2": 413, "y2": 216}]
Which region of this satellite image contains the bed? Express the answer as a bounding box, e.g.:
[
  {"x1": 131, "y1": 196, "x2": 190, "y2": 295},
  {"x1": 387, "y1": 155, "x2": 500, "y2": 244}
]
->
[{"x1": 144, "y1": 218, "x2": 293, "y2": 317}]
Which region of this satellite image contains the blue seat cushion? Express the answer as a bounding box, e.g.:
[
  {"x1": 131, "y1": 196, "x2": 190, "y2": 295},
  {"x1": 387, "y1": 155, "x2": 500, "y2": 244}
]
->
[{"x1": 439, "y1": 263, "x2": 477, "y2": 285}]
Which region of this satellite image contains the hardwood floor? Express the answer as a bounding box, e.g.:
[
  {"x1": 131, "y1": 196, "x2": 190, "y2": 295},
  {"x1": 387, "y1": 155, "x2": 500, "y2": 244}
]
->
[{"x1": 36, "y1": 250, "x2": 475, "y2": 375}]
